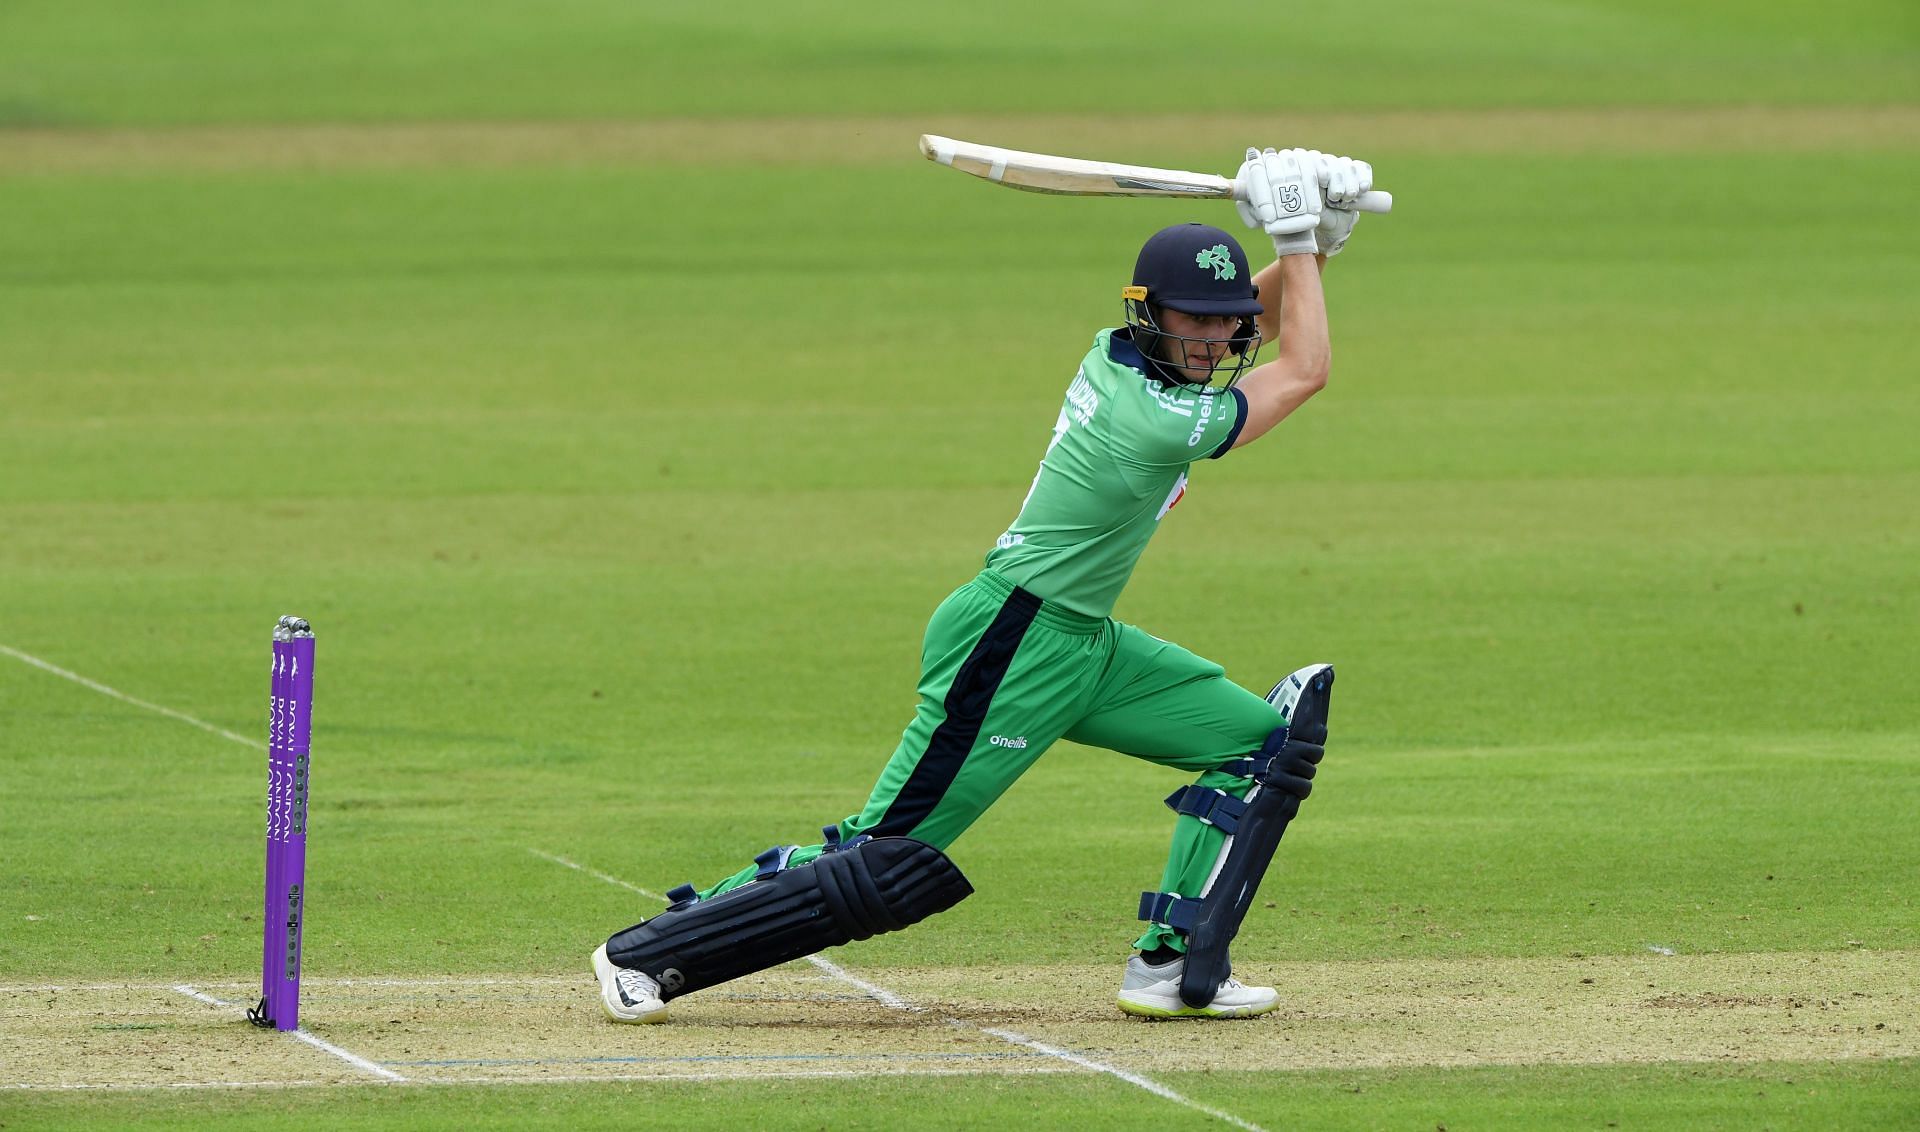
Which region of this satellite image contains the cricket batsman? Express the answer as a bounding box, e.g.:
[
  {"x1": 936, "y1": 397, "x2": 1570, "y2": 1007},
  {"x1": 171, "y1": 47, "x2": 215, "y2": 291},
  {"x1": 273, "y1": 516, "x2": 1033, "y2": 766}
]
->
[{"x1": 593, "y1": 146, "x2": 1369, "y2": 1021}]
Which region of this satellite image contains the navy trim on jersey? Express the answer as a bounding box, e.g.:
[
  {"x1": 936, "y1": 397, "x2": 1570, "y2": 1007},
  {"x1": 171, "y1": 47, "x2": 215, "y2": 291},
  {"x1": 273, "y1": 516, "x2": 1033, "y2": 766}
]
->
[
  {"x1": 1108, "y1": 328, "x2": 1150, "y2": 373},
  {"x1": 871, "y1": 586, "x2": 1044, "y2": 839},
  {"x1": 1208, "y1": 386, "x2": 1249, "y2": 459}
]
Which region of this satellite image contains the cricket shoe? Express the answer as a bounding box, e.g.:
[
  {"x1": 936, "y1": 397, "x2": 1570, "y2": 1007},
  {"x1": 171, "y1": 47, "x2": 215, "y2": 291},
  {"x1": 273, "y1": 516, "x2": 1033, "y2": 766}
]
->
[
  {"x1": 592, "y1": 944, "x2": 668, "y2": 1024},
  {"x1": 1116, "y1": 955, "x2": 1278, "y2": 1020}
]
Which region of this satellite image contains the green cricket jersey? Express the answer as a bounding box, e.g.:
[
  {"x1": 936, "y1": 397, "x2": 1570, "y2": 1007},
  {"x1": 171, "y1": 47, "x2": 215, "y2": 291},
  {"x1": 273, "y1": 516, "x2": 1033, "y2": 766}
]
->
[{"x1": 984, "y1": 328, "x2": 1248, "y2": 617}]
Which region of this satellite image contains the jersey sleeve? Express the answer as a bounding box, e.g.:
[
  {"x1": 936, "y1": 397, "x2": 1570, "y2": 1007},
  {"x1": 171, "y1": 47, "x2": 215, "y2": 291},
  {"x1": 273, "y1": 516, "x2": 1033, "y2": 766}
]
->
[{"x1": 1110, "y1": 382, "x2": 1247, "y2": 467}]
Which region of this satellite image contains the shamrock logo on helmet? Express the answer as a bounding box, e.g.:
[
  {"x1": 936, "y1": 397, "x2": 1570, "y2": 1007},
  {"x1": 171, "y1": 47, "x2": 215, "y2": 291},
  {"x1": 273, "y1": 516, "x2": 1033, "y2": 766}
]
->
[{"x1": 1195, "y1": 245, "x2": 1237, "y2": 281}]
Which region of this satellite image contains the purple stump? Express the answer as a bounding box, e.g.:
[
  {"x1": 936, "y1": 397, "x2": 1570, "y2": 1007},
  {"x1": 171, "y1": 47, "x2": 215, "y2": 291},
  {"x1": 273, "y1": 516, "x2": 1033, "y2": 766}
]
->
[
  {"x1": 252, "y1": 616, "x2": 314, "y2": 1031},
  {"x1": 259, "y1": 635, "x2": 286, "y2": 1020}
]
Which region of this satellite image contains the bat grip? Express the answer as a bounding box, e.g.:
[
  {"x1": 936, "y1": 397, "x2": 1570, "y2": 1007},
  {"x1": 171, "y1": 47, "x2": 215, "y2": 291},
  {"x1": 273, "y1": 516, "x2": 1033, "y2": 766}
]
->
[
  {"x1": 1350, "y1": 190, "x2": 1393, "y2": 215},
  {"x1": 1231, "y1": 180, "x2": 1394, "y2": 215}
]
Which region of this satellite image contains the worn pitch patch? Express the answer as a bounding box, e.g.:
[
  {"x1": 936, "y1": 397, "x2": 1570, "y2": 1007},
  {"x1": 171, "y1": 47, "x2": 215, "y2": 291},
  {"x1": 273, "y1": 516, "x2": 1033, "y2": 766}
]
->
[
  {"x1": 899, "y1": 949, "x2": 1917, "y2": 1073},
  {"x1": 2, "y1": 949, "x2": 1912, "y2": 1091}
]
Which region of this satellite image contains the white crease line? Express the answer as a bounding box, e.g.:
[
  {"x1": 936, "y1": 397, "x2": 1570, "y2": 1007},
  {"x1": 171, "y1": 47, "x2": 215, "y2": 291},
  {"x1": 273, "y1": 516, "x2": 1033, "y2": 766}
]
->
[
  {"x1": 980, "y1": 1027, "x2": 1268, "y2": 1132},
  {"x1": 0, "y1": 643, "x2": 262, "y2": 750},
  {"x1": 275, "y1": 975, "x2": 581, "y2": 989},
  {"x1": 537, "y1": 849, "x2": 1269, "y2": 1132},
  {"x1": 0, "y1": 1065, "x2": 1076, "y2": 1092},
  {"x1": 1, "y1": 978, "x2": 584, "y2": 993},
  {"x1": 171, "y1": 985, "x2": 405, "y2": 1083},
  {"x1": 529, "y1": 849, "x2": 666, "y2": 901},
  {"x1": 287, "y1": 1030, "x2": 407, "y2": 1082},
  {"x1": 428, "y1": 1065, "x2": 1075, "y2": 1085},
  {"x1": 1, "y1": 1080, "x2": 334, "y2": 1092},
  {"x1": 806, "y1": 955, "x2": 921, "y2": 1013},
  {"x1": 171, "y1": 985, "x2": 235, "y2": 1009}
]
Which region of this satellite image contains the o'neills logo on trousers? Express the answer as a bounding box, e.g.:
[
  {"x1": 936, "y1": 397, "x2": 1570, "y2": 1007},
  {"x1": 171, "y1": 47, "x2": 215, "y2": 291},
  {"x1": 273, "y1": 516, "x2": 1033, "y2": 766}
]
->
[{"x1": 988, "y1": 735, "x2": 1028, "y2": 748}]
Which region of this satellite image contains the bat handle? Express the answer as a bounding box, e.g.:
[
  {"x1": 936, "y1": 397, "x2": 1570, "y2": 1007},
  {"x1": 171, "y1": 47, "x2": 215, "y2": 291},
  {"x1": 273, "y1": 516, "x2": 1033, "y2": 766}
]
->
[
  {"x1": 1230, "y1": 180, "x2": 1394, "y2": 215},
  {"x1": 1351, "y1": 190, "x2": 1393, "y2": 215}
]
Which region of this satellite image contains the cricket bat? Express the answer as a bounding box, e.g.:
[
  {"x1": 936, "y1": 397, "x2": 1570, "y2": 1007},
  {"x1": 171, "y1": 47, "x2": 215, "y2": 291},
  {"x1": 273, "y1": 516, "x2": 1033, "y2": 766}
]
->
[{"x1": 919, "y1": 134, "x2": 1394, "y2": 214}]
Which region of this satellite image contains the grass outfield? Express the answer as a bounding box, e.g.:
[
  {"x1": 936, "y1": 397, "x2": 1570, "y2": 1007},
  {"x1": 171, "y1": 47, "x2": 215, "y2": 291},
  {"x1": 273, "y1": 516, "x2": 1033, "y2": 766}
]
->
[
  {"x1": 4, "y1": 1062, "x2": 1918, "y2": 1130},
  {"x1": 2, "y1": 0, "x2": 1915, "y2": 125},
  {"x1": 3, "y1": 3, "x2": 1919, "y2": 1128}
]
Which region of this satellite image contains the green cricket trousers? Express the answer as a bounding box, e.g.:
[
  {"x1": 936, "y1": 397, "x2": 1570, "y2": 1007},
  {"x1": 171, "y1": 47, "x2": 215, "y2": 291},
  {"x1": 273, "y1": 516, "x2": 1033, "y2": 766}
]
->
[{"x1": 698, "y1": 568, "x2": 1285, "y2": 953}]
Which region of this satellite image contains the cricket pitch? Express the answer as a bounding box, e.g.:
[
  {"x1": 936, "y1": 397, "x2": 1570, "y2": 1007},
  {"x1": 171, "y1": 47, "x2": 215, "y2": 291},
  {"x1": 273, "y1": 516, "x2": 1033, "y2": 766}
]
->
[{"x1": 4, "y1": 949, "x2": 1912, "y2": 1091}]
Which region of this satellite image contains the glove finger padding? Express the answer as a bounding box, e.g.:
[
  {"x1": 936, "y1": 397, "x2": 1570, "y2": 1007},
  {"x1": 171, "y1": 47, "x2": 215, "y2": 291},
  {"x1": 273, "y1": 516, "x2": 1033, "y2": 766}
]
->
[
  {"x1": 1298, "y1": 149, "x2": 1327, "y2": 184},
  {"x1": 1315, "y1": 154, "x2": 1373, "y2": 207},
  {"x1": 1323, "y1": 157, "x2": 1354, "y2": 203},
  {"x1": 1234, "y1": 146, "x2": 1277, "y2": 231}
]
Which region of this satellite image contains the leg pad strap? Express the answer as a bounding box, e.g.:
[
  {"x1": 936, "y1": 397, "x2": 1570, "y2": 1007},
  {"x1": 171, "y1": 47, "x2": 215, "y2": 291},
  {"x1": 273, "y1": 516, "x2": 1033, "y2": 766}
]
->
[
  {"x1": 1163, "y1": 785, "x2": 1248, "y2": 833},
  {"x1": 1137, "y1": 891, "x2": 1201, "y2": 933}
]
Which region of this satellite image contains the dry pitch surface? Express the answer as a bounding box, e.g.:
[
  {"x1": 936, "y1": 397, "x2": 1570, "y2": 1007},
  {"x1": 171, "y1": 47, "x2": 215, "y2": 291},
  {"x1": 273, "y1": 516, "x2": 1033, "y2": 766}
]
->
[{"x1": 5, "y1": 950, "x2": 1912, "y2": 1092}]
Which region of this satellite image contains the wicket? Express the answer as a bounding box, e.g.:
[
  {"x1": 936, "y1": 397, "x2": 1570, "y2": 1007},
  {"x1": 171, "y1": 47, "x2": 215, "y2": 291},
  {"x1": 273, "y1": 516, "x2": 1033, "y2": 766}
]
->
[{"x1": 250, "y1": 615, "x2": 314, "y2": 1031}]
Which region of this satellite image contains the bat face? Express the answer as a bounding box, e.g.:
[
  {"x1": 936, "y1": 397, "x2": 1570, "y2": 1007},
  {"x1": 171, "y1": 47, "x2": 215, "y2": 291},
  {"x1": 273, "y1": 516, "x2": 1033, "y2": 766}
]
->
[
  {"x1": 920, "y1": 134, "x2": 1231, "y2": 199},
  {"x1": 920, "y1": 134, "x2": 1394, "y2": 213},
  {"x1": 966, "y1": 174, "x2": 1221, "y2": 198}
]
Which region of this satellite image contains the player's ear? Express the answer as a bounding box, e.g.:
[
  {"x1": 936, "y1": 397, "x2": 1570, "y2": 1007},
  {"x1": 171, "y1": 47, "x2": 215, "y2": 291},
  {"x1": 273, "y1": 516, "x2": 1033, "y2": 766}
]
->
[{"x1": 1231, "y1": 317, "x2": 1256, "y2": 356}]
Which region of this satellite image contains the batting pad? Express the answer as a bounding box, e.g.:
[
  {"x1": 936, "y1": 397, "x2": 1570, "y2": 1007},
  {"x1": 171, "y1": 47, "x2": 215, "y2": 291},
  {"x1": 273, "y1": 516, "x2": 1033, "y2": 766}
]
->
[
  {"x1": 603, "y1": 837, "x2": 972, "y2": 1000},
  {"x1": 1179, "y1": 664, "x2": 1333, "y2": 1007}
]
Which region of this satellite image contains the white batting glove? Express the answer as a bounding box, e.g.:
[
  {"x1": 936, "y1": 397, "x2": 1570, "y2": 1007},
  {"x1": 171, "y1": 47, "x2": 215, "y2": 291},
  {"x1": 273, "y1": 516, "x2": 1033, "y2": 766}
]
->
[
  {"x1": 1316, "y1": 207, "x2": 1360, "y2": 257},
  {"x1": 1317, "y1": 153, "x2": 1373, "y2": 208},
  {"x1": 1233, "y1": 148, "x2": 1272, "y2": 231},
  {"x1": 1234, "y1": 147, "x2": 1320, "y2": 256},
  {"x1": 1308, "y1": 153, "x2": 1372, "y2": 257}
]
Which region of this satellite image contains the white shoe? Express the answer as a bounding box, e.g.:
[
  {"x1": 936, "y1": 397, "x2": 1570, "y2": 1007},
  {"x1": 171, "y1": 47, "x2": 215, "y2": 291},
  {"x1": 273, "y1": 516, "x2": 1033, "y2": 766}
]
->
[
  {"x1": 1116, "y1": 955, "x2": 1278, "y2": 1020},
  {"x1": 592, "y1": 944, "x2": 669, "y2": 1024}
]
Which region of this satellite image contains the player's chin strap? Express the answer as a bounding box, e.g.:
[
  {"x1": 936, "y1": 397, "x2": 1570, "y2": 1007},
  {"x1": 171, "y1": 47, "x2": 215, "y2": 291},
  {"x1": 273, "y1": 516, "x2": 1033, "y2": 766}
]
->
[
  {"x1": 604, "y1": 829, "x2": 973, "y2": 1001},
  {"x1": 1137, "y1": 664, "x2": 1334, "y2": 1008}
]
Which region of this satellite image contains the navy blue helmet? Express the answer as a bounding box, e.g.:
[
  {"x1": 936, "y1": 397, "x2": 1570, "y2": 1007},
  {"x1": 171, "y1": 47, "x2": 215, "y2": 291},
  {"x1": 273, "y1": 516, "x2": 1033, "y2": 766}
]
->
[{"x1": 1123, "y1": 224, "x2": 1263, "y2": 386}]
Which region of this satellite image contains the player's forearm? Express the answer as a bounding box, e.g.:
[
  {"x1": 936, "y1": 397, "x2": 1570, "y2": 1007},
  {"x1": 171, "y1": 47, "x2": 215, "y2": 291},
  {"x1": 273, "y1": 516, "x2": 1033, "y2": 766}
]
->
[
  {"x1": 1231, "y1": 255, "x2": 1329, "y2": 449},
  {"x1": 1252, "y1": 254, "x2": 1326, "y2": 348},
  {"x1": 1275, "y1": 254, "x2": 1329, "y2": 380}
]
